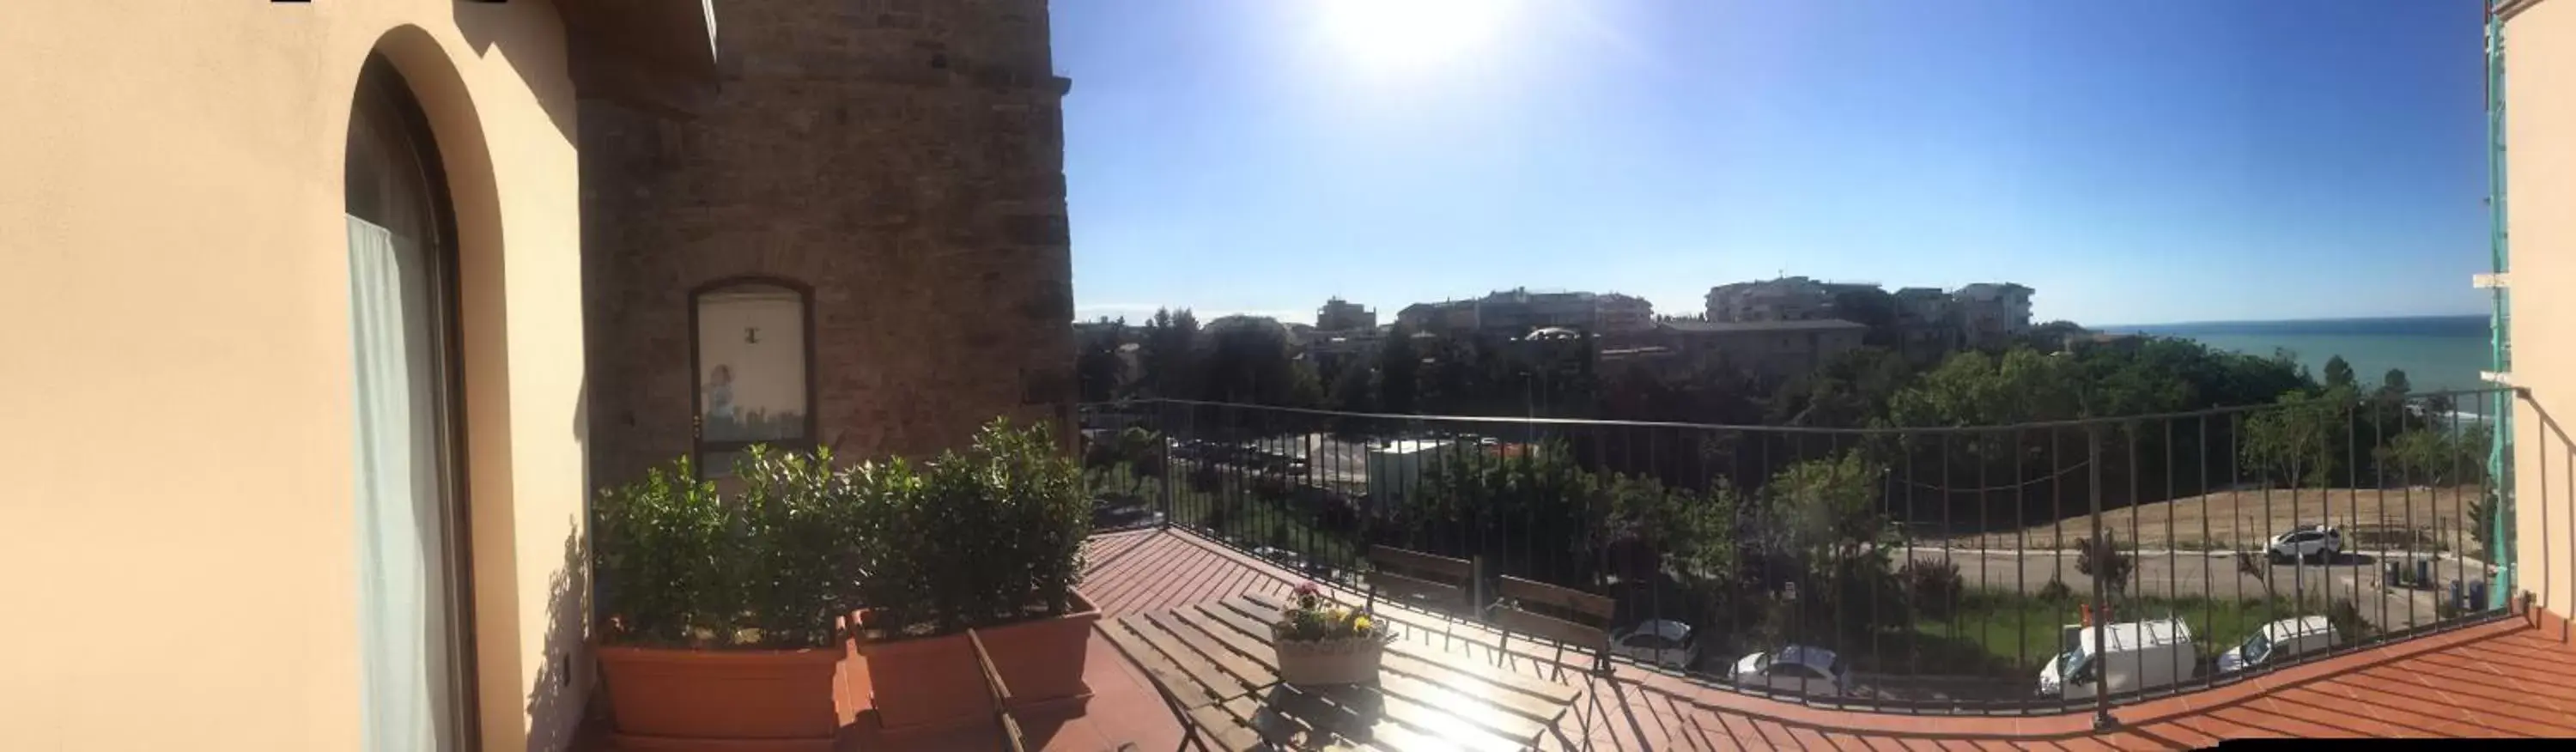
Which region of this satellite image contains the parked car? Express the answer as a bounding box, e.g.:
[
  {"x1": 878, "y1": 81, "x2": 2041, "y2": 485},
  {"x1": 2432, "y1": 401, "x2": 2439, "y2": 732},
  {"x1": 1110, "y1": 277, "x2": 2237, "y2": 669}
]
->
[
  {"x1": 1724, "y1": 645, "x2": 1851, "y2": 696},
  {"x1": 2038, "y1": 618, "x2": 2198, "y2": 700},
  {"x1": 2216, "y1": 616, "x2": 2338, "y2": 674},
  {"x1": 2268, "y1": 525, "x2": 2343, "y2": 562},
  {"x1": 1610, "y1": 620, "x2": 1701, "y2": 670}
]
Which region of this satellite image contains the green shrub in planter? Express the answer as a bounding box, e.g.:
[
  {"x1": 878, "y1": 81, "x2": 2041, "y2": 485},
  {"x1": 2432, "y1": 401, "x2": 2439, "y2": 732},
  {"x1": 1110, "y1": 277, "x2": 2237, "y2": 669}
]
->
[
  {"x1": 594, "y1": 446, "x2": 860, "y2": 649},
  {"x1": 855, "y1": 419, "x2": 1092, "y2": 637}
]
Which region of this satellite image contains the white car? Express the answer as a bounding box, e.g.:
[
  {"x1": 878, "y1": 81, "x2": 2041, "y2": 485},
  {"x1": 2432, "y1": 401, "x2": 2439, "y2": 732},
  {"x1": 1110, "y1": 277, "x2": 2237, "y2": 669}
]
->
[
  {"x1": 2217, "y1": 616, "x2": 2338, "y2": 674},
  {"x1": 2267, "y1": 525, "x2": 2343, "y2": 562},
  {"x1": 1610, "y1": 620, "x2": 1701, "y2": 670},
  {"x1": 1724, "y1": 645, "x2": 1852, "y2": 696}
]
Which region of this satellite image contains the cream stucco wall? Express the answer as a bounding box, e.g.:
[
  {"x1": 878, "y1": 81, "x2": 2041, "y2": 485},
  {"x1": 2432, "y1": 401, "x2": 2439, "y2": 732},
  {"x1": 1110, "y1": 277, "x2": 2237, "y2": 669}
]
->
[
  {"x1": 0, "y1": 2, "x2": 591, "y2": 750},
  {"x1": 2507, "y1": 0, "x2": 2576, "y2": 625}
]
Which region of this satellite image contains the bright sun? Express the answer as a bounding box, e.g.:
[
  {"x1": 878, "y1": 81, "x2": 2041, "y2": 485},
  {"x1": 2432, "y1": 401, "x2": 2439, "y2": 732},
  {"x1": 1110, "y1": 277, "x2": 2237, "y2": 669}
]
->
[{"x1": 1315, "y1": 0, "x2": 1519, "y2": 75}]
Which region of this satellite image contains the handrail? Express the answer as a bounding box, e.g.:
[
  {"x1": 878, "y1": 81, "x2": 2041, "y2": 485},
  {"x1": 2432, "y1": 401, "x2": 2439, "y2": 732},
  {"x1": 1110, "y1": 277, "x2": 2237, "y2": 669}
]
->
[{"x1": 1082, "y1": 389, "x2": 2513, "y2": 435}]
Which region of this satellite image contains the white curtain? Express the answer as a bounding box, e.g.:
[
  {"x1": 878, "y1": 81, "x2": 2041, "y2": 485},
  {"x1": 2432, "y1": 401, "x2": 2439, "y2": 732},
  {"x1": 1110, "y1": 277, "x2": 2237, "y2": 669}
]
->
[{"x1": 349, "y1": 215, "x2": 455, "y2": 752}]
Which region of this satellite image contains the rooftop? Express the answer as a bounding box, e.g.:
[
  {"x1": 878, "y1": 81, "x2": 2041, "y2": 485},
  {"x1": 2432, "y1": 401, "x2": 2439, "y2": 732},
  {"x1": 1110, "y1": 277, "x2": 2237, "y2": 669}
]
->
[{"x1": 1662, "y1": 318, "x2": 1870, "y2": 333}]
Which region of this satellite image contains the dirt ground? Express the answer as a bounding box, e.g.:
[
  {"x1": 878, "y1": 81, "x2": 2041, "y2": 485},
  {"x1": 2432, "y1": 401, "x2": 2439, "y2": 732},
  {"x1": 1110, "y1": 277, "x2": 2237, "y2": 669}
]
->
[{"x1": 1931, "y1": 486, "x2": 2486, "y2": 552}]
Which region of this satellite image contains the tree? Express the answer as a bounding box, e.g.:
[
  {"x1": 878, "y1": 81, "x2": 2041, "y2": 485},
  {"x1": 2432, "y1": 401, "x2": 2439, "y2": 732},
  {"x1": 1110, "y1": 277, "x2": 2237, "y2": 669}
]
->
[
  {"x1": 2374, "y1": 425, "x2": 2488, "y2": 486},
  {"x1": 1400, "y1": 440, "x2": 1616, "y2": 583},
  {"x1": 1830, "y1": 288, "x2": 1902, "y2": 348},
  {"x1": 1115, "y1": 426, "x2": 1164, "y2": 497},
  {"x1": 2323, "y1": 355, "x2": 2356, "y2": 390},
  {"x1": 1327, "y1": 360, "x2": 1376, "y2": 415},
  {"x1": 2235, "y1": 550, "x2": 2274, "y2": 600},
  {"x1": 1074, "y1": 317, "x2": 1127, "y2": 403},
  {"x1": 1138, "y1": 308, "x2": 1200, "y2": 399},
  {"x1": 2075, "y1": 531, "x2": 2135, "y2": 594},
  {"x1": 2380, "y1": 368, "x2": 2411, "y2": 397},
  {"x1": 2242, "y1": 386, "x2": 2353, "y2": 488},
  {"x1": 1771, "y1": 347, "x2": 1916, "y2": 428},
  {"x1": 1199, "y1": 320, "x2": 1314, "y2": 407},
  {"x1": 2470, "y1": 488, "x2": 2509, "y2": 560},
  {"x1": 1376, "y1": 328, "x2": 1420, "y2": 415},
  {"x1": 1888, "y1": 348, "x2": 2081, "y2": 428}
]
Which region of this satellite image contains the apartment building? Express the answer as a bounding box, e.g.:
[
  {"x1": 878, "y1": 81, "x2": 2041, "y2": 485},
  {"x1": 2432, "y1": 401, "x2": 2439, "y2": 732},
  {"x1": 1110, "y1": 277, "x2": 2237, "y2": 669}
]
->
[
  {"x1": 1705, "y1": 276, "x2": 1838, "y2": 322},
  {"x1": 1596, "y1": 293, "x2": 1658, "y2": 333},
  {"x1": 1954, "y1": 282, "x2": 2037, "y2": 346},
  {"x1": 1316, "y1": 297, "x2": 1378, "y2": 331},
  {"x1": 1395, "y1": 300, "x2": 1481, "y2": 332}
]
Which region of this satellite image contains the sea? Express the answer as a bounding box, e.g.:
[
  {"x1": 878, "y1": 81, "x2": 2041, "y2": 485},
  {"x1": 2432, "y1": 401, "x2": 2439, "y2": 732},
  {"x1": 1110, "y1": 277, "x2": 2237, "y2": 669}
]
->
[{"x1": 2104, "y1": 315, "x2": 2495, "y2": 395}]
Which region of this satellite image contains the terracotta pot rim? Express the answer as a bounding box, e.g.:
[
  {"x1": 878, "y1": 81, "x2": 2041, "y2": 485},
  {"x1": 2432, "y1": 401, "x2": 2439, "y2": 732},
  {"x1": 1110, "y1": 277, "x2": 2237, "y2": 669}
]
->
[
  {"x1": 856, "y1": 587, "x2": 1099, "y2": 650},
  {"x1": 597, "y1": 643, "x2": 846, "y2": 665}
]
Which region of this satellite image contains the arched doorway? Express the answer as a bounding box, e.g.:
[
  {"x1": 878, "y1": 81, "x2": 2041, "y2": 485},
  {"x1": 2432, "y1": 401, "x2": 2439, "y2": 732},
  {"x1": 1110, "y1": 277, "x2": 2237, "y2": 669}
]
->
[{"x1": 345, "y1": 53, "x2": 477, "y2": 751}]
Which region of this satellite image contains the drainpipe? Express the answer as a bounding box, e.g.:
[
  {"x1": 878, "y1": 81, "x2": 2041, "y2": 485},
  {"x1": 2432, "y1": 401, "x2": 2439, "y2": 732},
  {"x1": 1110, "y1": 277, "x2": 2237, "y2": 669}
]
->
[{"x1": 2484, "y1": 0, "x2": 2524, "y2": 609}]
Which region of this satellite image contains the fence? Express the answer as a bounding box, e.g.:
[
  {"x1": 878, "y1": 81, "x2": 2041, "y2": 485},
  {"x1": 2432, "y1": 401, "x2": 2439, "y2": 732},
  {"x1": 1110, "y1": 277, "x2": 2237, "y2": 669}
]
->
[{"x1": 1076, "y1": 391, "x2": 2512, "y2": 717}]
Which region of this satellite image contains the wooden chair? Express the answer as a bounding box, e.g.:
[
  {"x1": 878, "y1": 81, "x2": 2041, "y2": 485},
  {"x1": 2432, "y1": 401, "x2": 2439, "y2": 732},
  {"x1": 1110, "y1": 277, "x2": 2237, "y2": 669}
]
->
[
  {"x1": 966, "y1": 629, "x2": 1030, "y2": 752},
  {"x1": 1362, "y1": 545, "x2": 1476, "y2": 652},
  {"x1": 1360, "y1": 545, "x2": 1475, "y2": 616},
  {"x1": 1486, "y1": 575, "x2": 1618, "y2": 680}
]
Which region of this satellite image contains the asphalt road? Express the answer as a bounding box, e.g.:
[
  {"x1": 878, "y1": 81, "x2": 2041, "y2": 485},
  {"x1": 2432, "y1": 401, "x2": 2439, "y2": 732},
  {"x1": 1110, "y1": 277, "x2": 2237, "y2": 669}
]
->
[{"x1": 1900, "y1": 547, "x2": 2490, "y2": 633}]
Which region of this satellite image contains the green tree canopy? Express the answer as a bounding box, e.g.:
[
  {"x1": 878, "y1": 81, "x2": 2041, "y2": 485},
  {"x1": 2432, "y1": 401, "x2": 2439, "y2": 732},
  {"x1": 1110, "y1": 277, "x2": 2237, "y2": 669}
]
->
[
  {"x1": 1376, "y1": 327, "x2": 1420, "y2": 415},
  {"x1": 2324, "y1": 355, "x2": 2356, "y2": 390},
  {"x1": 2241, "y1": 385, "x2": 2355, "y2": 488}
]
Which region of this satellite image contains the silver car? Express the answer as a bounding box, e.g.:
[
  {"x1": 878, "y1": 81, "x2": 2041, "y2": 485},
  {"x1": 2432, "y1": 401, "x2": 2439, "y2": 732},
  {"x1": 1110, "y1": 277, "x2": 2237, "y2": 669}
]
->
[
  {"x1": 1725, "y1": 645, "x2": 1853, "y2": 696},
  {"x1": 1610, "y1": 620, "x2": 1702, "y2": 670}
]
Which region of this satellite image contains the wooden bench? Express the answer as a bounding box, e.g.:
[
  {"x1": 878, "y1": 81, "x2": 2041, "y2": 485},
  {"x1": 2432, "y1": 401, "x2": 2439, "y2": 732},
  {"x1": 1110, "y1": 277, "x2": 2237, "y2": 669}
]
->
[
  {"x1": 1361, "y1": 545, "x2": 1474, "y2": 616},
  {"x1": 966, "y1": 629, "x2": 1030, "y2": 752},
  {"x1": 1487, "y1": 575, "x2": 1617, "y2": 680}
]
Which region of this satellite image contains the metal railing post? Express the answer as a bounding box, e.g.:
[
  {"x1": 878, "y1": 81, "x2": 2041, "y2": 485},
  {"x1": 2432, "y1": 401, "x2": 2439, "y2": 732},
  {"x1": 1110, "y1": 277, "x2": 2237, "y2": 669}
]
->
[{"x1": 2088, "y1": 424, "x2": 2115, "y2": 731}]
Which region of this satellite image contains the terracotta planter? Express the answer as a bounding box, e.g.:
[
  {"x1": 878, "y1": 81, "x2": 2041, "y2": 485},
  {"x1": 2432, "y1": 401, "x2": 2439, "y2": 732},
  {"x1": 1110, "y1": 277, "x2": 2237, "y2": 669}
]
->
[
  {"x1": 857, "y1": 589, "x2": 1102, "y2": 729},
  {"x1": 1275, "y1": 636, "x2": 1387, "y2": 687},
  {"x1": 595, "y1": 644, "x2": 842, "y2": 748}
]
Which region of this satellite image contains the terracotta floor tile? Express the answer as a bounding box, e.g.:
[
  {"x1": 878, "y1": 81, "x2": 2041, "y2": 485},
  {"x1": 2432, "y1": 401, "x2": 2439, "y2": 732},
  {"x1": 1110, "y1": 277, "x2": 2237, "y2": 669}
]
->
[
  {"x1": 2488, "y1": 668, "x2": 2576, "y2": 707},
  {"x1": 1782, "y1": 723, "x2": 1839, "y2": 750},
  {"x1": 1836, "y1": 732, "x2": 1911, "y2": 752},
  {"x1": 2014, "y1": 713, "x2": 2097, "y2": 738},
  {"x1": 2258, "y1": 688, "x2": 2398, "y2": 737},
  {"x1": 2198, "y1": 702, "x2": 2336, "y2": 738},
  {"x1": 1694, "y1": 712, "x2": 1772, "y2": 748},
  {"x1": 2310, "y1": 683, "x2": 2474, "y2": 737},
  {"x1": 2041, "y1": 735, "x2": 2125, "y2": 752},
  {"x1": 2160, "y1": 713, "x2": 2264, "y2": 744},
  {"x1": 2461, "y1": 713, "x2": 2576, "y2": 739},
  {"x1": 2105, "y1": 721, "x2": 2222, "y2": 751},
  {"x1": 1048, "y1": 530, "x2": 2573, "y2": 747}
]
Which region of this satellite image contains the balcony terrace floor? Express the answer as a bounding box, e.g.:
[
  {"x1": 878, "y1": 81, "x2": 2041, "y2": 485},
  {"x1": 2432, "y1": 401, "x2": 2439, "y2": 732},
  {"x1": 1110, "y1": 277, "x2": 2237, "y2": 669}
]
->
[{"x1": 582, "y1": 526, "x2": 2576, "y2": 749}]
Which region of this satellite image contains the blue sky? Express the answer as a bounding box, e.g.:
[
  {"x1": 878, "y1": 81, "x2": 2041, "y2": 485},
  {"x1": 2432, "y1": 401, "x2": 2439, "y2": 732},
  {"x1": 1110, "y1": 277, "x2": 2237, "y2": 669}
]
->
[{"x1": 1055, "y1": 0, "x2": 2491, "y2": 327}]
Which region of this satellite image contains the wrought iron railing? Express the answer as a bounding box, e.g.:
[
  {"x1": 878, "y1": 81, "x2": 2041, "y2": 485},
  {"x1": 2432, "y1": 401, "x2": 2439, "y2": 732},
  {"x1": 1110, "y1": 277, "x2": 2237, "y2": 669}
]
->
[{"x1": 1077, "y1": 391, "x2": 2512, "y2": 718}]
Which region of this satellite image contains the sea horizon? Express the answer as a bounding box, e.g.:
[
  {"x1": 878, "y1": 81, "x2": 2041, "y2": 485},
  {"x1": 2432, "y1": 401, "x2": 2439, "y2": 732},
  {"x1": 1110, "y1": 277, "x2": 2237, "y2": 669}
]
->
[
  {"x1": 2097, "y1": 314, "x2": 2495, "y2": 395},
  {"x1": 2098, "y1": 313, "x2": 2489, "y2": 335}
]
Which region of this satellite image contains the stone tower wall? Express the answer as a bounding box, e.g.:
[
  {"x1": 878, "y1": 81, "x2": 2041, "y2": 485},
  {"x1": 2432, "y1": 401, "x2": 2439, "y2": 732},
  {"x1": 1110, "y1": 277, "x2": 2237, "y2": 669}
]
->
[{"x1": 582, "y1": 0, "x2": 1075, "y2": 484}]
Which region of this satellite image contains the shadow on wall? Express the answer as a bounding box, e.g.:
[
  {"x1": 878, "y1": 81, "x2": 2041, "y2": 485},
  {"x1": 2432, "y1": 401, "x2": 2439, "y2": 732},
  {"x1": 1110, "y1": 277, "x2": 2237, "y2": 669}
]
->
[
  {"x1": 526, "y1": 524, "x2": 590, "y2": 752},
  {"x1": 450, "y1": 0, "x2": 577, "y2": 142}
]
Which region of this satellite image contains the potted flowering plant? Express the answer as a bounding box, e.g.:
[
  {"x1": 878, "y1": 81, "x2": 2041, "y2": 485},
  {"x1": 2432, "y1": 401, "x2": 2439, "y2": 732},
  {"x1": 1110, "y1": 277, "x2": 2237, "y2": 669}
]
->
[{"x1": 1272, "y1": 582, "x2": 1400, "y2": 686}]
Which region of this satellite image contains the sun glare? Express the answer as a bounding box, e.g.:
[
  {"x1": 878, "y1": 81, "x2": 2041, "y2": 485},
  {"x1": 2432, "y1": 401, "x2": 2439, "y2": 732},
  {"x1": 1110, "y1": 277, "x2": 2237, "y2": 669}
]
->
[{"x1": 1315, "y1": 0, "x2": 1519, "y2": 75}]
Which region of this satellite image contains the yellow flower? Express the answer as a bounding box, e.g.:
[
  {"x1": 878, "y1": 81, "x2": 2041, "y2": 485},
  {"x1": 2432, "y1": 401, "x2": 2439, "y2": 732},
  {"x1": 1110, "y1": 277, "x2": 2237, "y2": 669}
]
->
[{"x1": 1352, "y1": 616, "x2": 1372, "y2": 632}]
